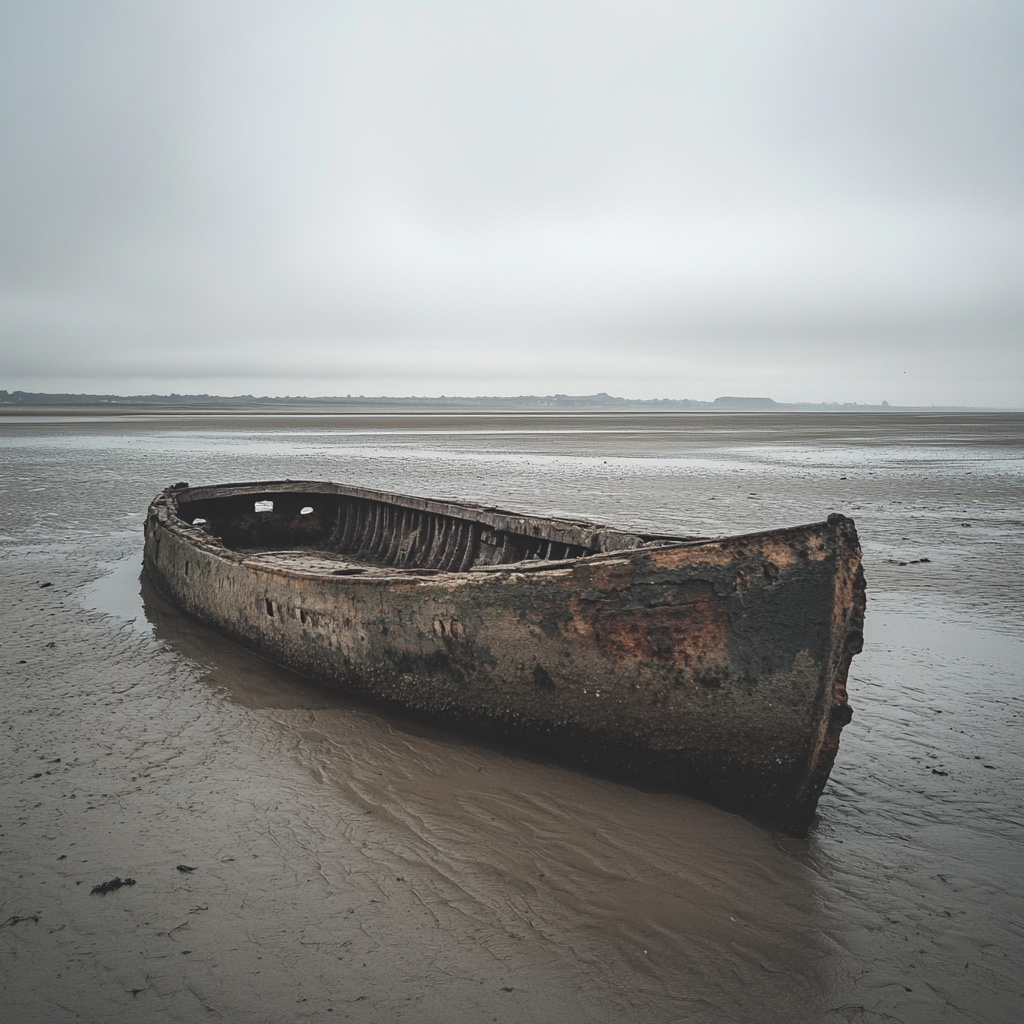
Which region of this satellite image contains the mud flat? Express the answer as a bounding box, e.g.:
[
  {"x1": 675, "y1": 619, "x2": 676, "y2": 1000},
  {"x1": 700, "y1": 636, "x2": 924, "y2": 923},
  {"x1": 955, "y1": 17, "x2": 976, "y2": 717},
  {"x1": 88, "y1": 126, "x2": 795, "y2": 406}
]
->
[{"x1": 1, "y1": 411, "x2": 1022, "y2": 1024}]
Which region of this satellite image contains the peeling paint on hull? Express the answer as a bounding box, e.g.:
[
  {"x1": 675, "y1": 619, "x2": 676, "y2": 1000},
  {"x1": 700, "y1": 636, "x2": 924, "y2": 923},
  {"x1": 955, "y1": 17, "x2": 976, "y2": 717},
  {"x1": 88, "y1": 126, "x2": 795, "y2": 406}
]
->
[{"x1": 144, "y1": 480, "x2": 866, "y2": 834}]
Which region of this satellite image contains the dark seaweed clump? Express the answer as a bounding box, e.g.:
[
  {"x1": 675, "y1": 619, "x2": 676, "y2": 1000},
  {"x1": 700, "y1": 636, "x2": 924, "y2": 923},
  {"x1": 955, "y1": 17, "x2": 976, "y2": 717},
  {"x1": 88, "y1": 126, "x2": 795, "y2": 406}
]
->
[{"x1": 91, "y1": 877, "x2": 136, "y2": 895}]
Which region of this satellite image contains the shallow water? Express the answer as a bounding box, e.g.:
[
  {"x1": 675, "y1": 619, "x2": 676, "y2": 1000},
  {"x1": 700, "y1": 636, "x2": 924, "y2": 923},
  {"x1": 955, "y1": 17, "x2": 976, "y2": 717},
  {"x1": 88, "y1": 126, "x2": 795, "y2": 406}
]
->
[{"x1": 2, "y1": 412, "x2": 1021, "y2": 1023}]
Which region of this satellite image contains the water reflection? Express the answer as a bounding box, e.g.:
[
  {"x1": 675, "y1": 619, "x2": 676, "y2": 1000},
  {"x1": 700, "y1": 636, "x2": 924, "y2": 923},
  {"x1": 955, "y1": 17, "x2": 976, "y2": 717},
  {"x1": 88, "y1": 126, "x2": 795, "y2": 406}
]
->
[{"x1": 78, "y1": 554, "x2": 151, "y2": 635}]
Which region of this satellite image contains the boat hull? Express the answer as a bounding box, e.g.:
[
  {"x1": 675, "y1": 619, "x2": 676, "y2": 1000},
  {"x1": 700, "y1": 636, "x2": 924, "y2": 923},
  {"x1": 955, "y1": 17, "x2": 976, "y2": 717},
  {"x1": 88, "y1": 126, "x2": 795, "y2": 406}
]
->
[{"x1": 144, "y1": 481, "x2": 865, "y2": 834}]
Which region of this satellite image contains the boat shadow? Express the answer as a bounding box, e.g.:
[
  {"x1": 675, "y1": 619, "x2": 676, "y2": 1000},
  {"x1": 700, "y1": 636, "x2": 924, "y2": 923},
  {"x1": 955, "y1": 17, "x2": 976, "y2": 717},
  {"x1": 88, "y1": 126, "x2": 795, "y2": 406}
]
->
[
  {"x1": 138, "y1": 565, "x2": 835, "y2": 845},
  {"x1": 138, "y1": 567, "x2": 736, "y2": 802},
  {"x1": 140, "y1": 567, "x2": 355, "y2": 711},
  {"x1": 139, "y1": 567, "x2": 599, "y2": 757}
]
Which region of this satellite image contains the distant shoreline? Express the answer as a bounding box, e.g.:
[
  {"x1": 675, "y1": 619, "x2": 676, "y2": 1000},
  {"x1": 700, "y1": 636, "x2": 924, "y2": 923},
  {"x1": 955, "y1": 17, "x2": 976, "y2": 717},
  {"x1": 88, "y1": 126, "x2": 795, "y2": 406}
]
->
[{"x1": 0, "y1": 389, "x2": 1013, "y2": 414}]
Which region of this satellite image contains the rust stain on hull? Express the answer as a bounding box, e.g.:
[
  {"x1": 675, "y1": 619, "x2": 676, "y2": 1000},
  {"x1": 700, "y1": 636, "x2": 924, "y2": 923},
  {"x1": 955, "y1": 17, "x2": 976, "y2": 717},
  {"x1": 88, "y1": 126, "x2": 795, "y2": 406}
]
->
[
  {"x1": 568, "y1": 581, "x2": 729, "y2": 668},
  {"x1": 144, "y1": 479, "x2": 866, "y2": 834}
]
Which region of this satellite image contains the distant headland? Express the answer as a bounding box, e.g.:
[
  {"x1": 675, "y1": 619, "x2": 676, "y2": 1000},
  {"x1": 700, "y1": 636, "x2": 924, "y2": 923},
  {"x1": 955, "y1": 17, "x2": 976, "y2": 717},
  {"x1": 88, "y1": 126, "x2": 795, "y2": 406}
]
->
[{"x1": 0, "y1": 389, "x2": 995, "y2": 413}]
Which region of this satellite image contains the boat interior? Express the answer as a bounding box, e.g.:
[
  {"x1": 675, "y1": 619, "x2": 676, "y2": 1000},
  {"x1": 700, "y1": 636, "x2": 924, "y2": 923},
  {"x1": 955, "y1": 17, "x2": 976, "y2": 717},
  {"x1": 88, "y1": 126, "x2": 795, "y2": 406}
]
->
[{"x1": 173, "y1": 485, "x2": 681, "y2": 574}]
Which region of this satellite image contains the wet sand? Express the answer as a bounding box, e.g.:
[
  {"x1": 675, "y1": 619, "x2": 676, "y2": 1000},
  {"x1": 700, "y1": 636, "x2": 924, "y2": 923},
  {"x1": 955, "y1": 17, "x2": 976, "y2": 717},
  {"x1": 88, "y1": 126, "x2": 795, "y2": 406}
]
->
[{"x1": 2, "y1": 412, "x2": 1021, "y2": 1023}]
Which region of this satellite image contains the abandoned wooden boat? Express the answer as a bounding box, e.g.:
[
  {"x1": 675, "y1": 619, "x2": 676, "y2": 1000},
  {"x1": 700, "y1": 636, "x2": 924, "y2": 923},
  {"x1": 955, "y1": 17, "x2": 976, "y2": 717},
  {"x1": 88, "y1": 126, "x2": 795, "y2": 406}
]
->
[{"x1": 144, "y1": 479, "x2": 865, "y2": 834}]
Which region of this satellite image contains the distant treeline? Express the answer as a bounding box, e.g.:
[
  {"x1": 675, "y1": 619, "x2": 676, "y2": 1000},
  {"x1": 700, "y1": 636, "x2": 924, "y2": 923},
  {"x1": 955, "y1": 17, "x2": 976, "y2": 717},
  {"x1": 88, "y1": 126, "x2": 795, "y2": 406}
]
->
[{"x1": 0, "y1": 390, "x2": 904, "y2": 411}]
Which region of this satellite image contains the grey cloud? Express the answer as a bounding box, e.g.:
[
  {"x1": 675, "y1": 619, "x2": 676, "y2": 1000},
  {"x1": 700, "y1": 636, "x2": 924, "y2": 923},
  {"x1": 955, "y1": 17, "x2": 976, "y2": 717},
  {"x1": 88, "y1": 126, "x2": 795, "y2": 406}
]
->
[{"x1": 1, "y1": 1, "x2": 1022, "y2": 404}]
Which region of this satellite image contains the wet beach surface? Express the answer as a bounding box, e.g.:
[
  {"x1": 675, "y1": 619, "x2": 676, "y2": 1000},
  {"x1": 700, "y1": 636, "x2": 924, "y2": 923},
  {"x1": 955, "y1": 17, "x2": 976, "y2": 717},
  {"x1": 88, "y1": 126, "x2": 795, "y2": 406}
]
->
[{"x1": 1, "y1": 411, "x2": 1021, "y2": 1023}]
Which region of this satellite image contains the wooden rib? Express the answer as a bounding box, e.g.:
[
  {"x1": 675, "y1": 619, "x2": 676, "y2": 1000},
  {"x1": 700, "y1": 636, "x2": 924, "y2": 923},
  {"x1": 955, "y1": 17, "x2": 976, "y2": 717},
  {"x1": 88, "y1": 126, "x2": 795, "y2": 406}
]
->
[
  {"x1": 371, "y1": 502, "x2": 389, "y2": 559},
  {"x1": 436, "y1": 519, "x2": 456, "y2": 571},
  {"x1": 450, "y1": 520, "x2": 470, "y2": 571},
  {"x1": 445, "y1": 519, "x2": 472, "y2": 572},
  {"x1": 397, "y1": 509, "x2": 420, "y2": 566},
  {"x1": 425, "y1": 515, "x2": 450, "y2": 568},
  {"x1": 393, "y1": 508, "x2": 411, "y2": 565},
  {"x1": 457, "y1": 522, "x2": 481, "y2": 571},
  {"x1": 385, "y1": 506, "x2": 407, "y2": 565},
  {"x1": 342, "y1": 498, "x2": 360, "y2": 551},
  {"x1": 500, "y1": 533, "x2": 519, "y2": 563},
  {"x1": 407, "y1": 512, "x2": 432, "y2": 568},
  {"x1": 380, "y1": 503, "x2": 398, "y2": 560},
  {"x1": 419, "y1": 514, "x2": 438, "y2": 567},
  {"x1": 348, "y1": 498, "x2": 371, "y2": 552},
  {"x1": 438, "y1": 519, "x2": 463, "y2": 571},
  {"x1": 367, "y1": 501, "x2": 386, "y2": 557},
  {"x1": 326, "y1": 497, "x2": 344, "y2": 549},
  {"x1": 391, "y1": 505, "x2": 407, "y2": 563},
  {"x1": 330, "y1": 497, "x2": 347, "y2": 551},
  {"x1": 337, "y1": 498, "x2": 358, "y2": 552}
]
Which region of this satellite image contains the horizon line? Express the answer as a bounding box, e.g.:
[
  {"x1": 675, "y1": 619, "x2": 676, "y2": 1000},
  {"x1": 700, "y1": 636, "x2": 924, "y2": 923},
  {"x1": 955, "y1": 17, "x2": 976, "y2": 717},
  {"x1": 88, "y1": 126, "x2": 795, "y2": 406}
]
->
[{"x1": 1, "y1": 388, "x2": 1020, "y2": 413}]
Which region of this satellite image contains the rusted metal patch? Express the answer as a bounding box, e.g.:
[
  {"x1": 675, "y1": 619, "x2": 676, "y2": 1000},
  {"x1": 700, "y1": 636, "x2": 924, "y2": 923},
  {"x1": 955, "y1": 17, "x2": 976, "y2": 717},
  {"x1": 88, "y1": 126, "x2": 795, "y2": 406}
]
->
[{"x1": 567, "y1": 581, "x2": 728, "y2": 668}]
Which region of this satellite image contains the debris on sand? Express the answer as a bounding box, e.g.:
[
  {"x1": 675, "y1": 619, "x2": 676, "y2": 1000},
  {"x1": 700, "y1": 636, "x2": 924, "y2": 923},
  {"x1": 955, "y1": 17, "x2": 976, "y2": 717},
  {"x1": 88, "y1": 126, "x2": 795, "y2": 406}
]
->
[
  {"x1": 2, "y1": 915, "x2": 40, "y2": 927},
  {"x1": 176, "y1": 864, "x2": 196, "y2": 873},
  {"x1": 91, "y1": 877, "x2": 136, "y2": 895}
]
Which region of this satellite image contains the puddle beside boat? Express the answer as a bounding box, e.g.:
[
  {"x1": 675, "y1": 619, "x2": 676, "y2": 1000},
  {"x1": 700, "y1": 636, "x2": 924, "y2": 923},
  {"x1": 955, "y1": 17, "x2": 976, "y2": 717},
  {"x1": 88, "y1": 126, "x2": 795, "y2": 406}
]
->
[{"x1": 78, "y1": 553, "x2": 150, "y2": 635}]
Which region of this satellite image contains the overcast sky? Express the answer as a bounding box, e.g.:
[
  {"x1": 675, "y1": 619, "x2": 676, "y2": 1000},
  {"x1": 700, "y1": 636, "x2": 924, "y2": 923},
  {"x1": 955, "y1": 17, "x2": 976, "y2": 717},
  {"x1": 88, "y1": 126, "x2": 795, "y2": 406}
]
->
[{"x1": 1, "y1": 1, "x2": 1022, "y2": 404}]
